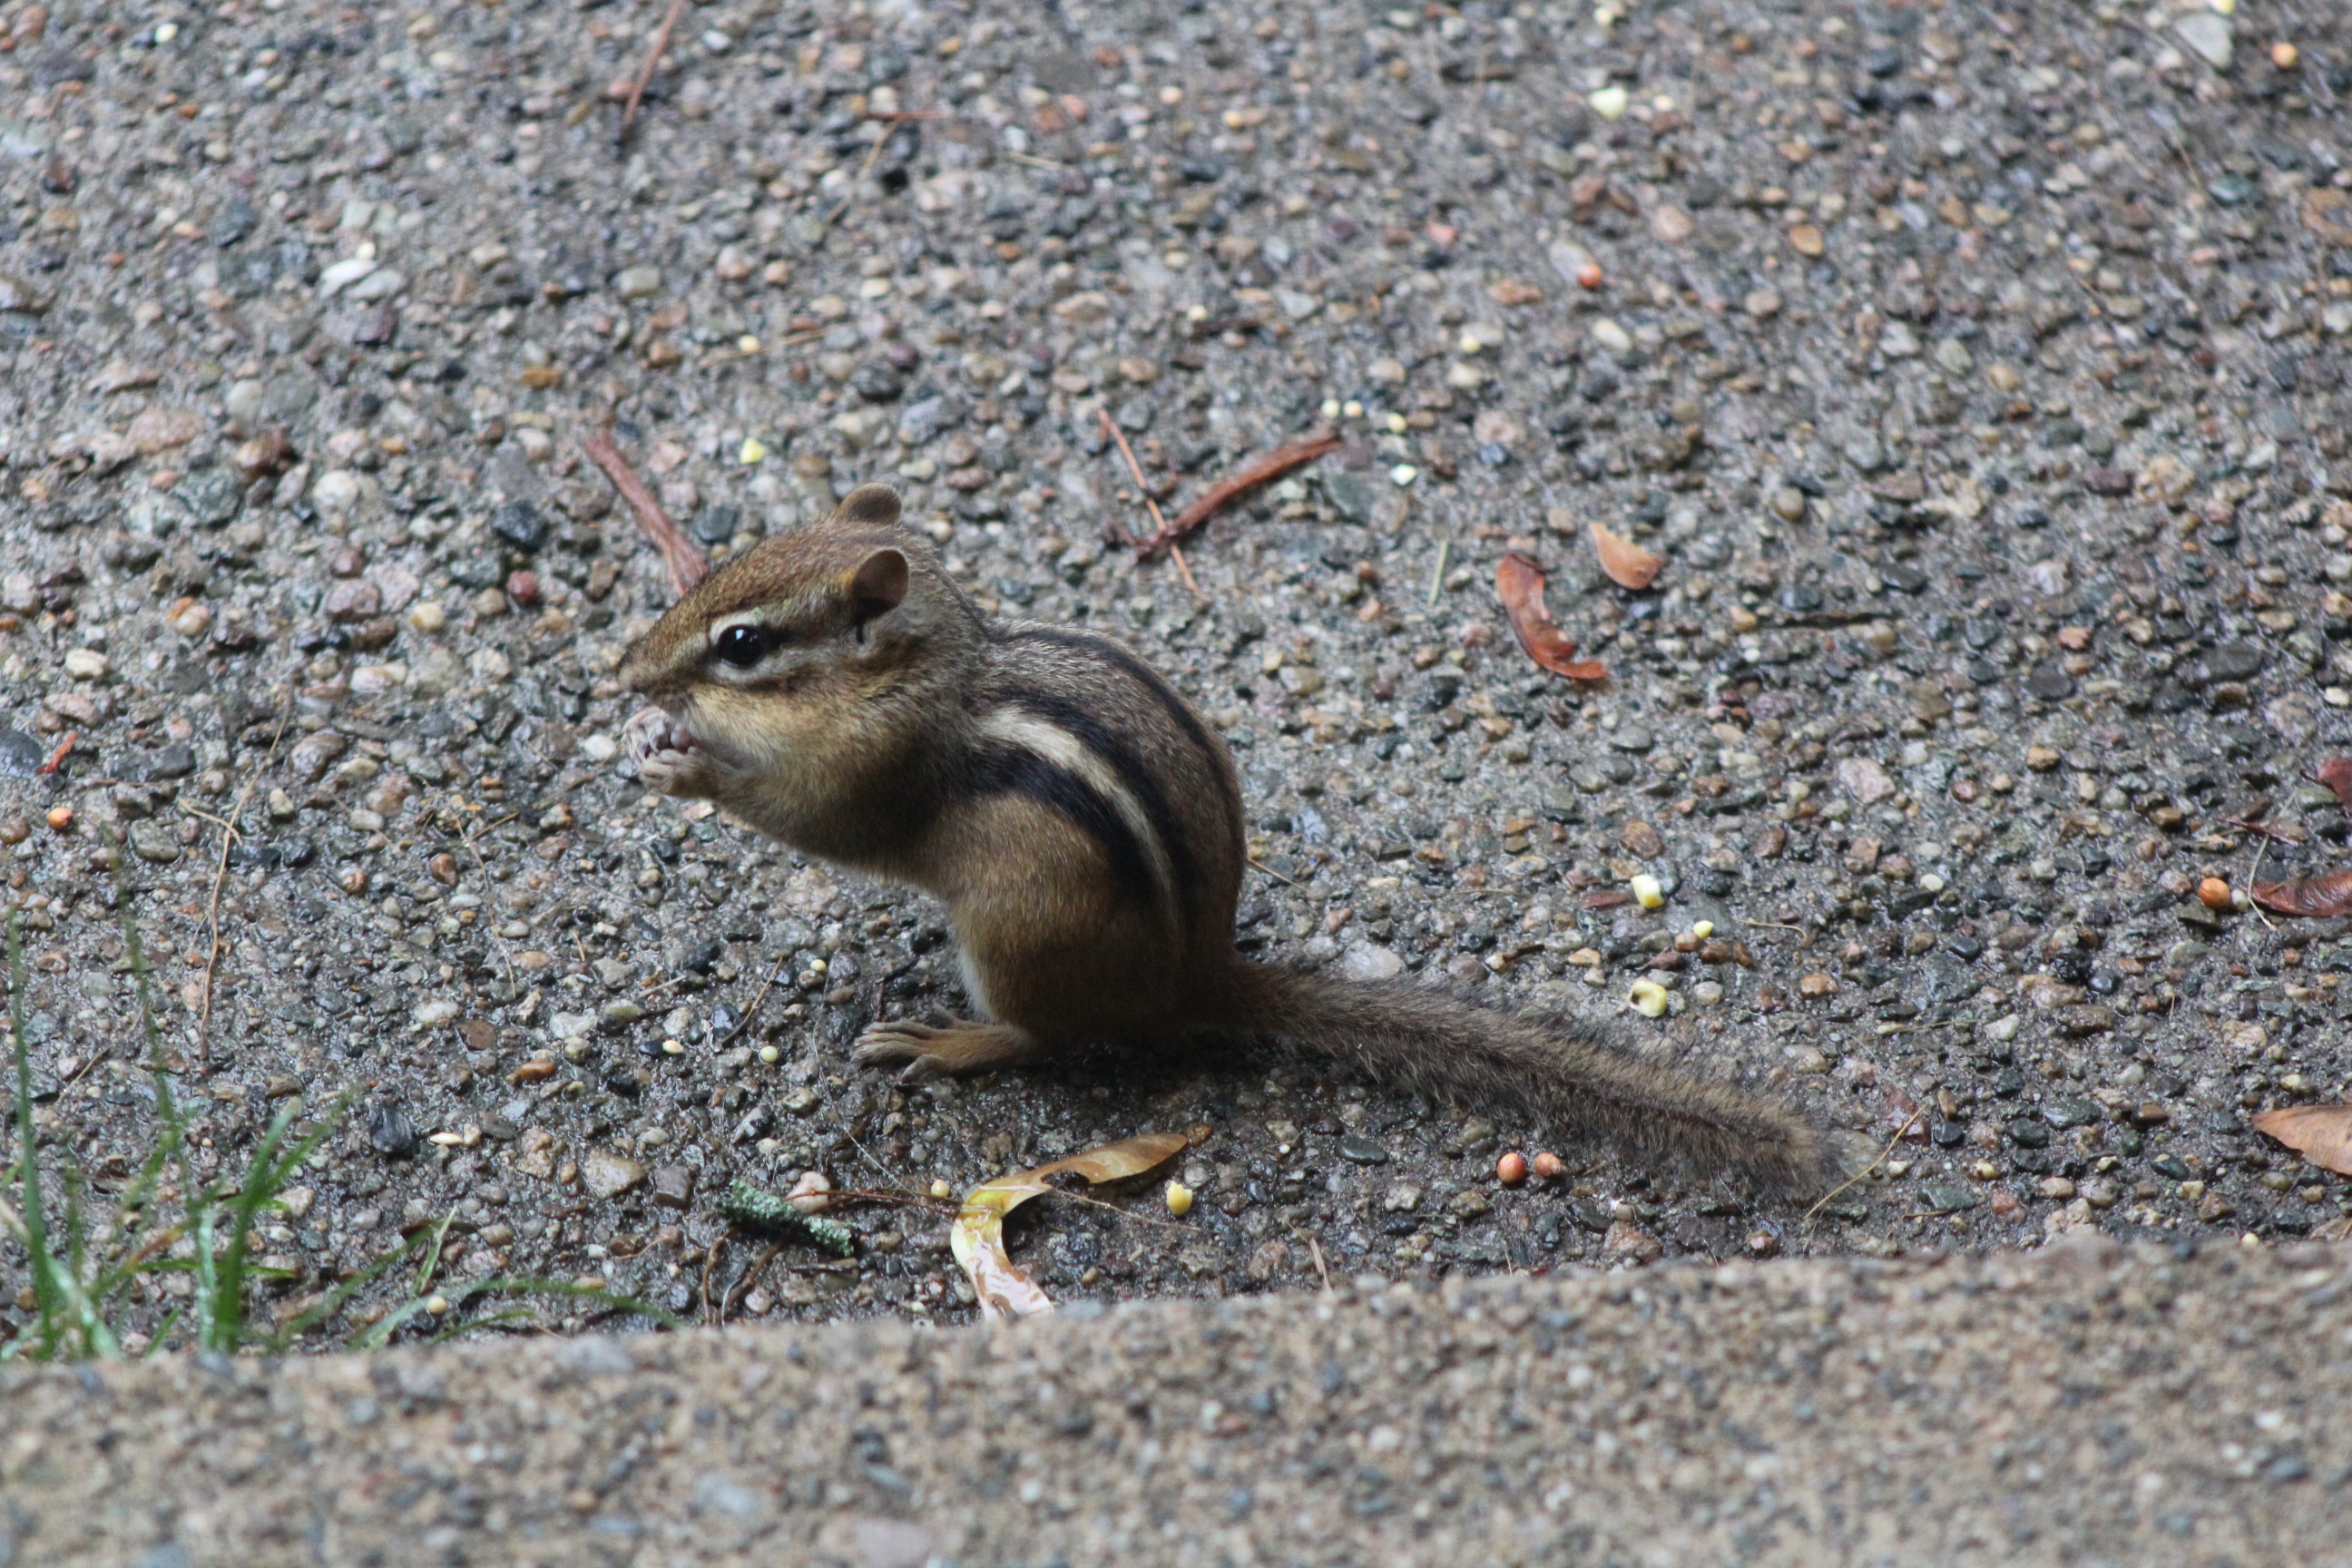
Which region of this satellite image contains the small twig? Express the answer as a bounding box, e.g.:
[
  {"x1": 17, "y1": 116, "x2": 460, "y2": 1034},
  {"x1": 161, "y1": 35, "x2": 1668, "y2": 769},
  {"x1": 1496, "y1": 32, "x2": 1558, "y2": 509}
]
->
[
  {"x1": 815, "y1": 129, "x2": 894, "y2": 241},
  {"x1": 1426, "y1": 540, "x2": 1449, "y2": 606},
  {"x1": 195, "y1": 688, "x2": 294, "y2": 1070},
  {"x1": 453, "y1": 805, "x2": 520, "y2": 994},
  {"x1": 701, "y1": 1230, "x2": 730, "y2": 1327},
  {"x1": 867, "y1": 109, "x2": 947, "y2": 122},
  {"x1": 2246, "y1": 836, "x2": 2278, "y2": 935},
  {"x1": 2222, "y1": 817, "x2": 2304, "y2": 847},
  {"x1": 1097, "y1": 407, "x2": 1172, "y2": 548},
  {"x1": 581, "y1": 427, "x2": 708, "y2": 599},
  {"x1": 720, "y1": 1240, "x2": 786, "y2": 1323},
  {"x1": 1308, "y1": 1236, "x2": 1334, "y2": 1294},
  {"x1": 1740, "y1": 918, "x2": 1809, "y2": 936},
  {"x1": 1148, "y1": 430, "x2": 1341, "y2": 556},
  {"x1": 1097, "y1": 409, "x2": 1206, "y2": 600},
  {"x1": 35, "y1": 731, "x2": 75, "y2": 775},
  {"x1": 1166, "y1": 543, "x2": 1203, "y2": 598},
  {"x1": 710, "y1": 956, "x2": 789, "y2": 1054},
  {"x1": 619, "y1": 0, "x2": 690, "y2": 139},
  {"x1": 1248, "y1": 858, "x2": 1303, "y2": 887},
  {"x1": 1802, "y1": 1109, "x2": 1923, "y2": 1227}
]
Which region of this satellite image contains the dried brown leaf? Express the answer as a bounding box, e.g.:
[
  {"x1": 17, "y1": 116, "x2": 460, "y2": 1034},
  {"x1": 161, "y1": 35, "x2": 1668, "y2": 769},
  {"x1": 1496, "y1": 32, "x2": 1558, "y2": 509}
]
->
[
  {"x1": 2316, "y1": 758, "x2": 2352, "y2": 813},
  {"x1": 1495, "y1": 552, "x2": 1607, "y2": 681},
  {"x1": 950, "y1": 1132, "x2": 1189, "y2": 1322},
  {"x1": 2250, "y1": 1104, "x2": 2352, "y2": 1176},
  {"x1": 1588, "y1": 522, "x2": 1663, "y2": 590},
  {"x1": 2249, "y1": 870, "x2": 2352, "y2": 918}
]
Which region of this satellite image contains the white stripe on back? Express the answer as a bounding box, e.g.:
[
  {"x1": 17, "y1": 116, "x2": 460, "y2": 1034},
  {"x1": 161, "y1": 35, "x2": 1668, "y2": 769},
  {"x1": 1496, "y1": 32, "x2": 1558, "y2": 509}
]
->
[{"x1": 975, "y1": 707, "x2": 1178, "y2": 926}]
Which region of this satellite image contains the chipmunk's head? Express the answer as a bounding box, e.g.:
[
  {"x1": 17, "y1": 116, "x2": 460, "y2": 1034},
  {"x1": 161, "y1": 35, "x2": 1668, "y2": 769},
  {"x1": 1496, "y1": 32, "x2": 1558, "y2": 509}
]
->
[{"x1": 619, "y1": 485, "x2": 979, "y2": 818}]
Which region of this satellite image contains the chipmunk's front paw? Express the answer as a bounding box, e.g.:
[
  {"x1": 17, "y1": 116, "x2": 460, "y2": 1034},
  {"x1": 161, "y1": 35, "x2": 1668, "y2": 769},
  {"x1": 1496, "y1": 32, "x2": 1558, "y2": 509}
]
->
[{"x1": 625, "y1": 705, "x2": 712, "y2": 797}]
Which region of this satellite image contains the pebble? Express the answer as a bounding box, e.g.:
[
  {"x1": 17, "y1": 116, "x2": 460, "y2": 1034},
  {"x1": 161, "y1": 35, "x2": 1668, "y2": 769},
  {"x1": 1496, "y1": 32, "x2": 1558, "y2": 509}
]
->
[
  {"x1": 127, "y1": 820, "x2": 181, "y2": 864},
  {"x1": 1798, "y1": 974, "x2": 1839, "y2": 998},
  {"x1": 2174, "y1": 10, "x2": 2232, "y2": 69},
  {"x1": 651, "y1": 1164, "x2": 696, "y2": 1210},
  {"x1": 1836, "y1": 758, "x2": 1896, "y2": 806},
  {"x1": 1603, "y1": 1220, "x2": 1662, "y2": 1263},
  {"x1": 368, "y1": 1103, "x2": 419, "y2": 1159},
  {"x1": 581, "y1": 1151, "x2": 648, "y2": 1200},
  {"x1": 1338, "y1": 942, "x2": 1404, "y2": 982}
]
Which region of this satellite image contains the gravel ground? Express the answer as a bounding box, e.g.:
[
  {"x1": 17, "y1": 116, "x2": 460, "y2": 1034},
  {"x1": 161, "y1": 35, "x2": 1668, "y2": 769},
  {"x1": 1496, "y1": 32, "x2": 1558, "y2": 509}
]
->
[
  {"x1": 5, "y1": 1235, "x2": 2352, "y2": 1566},
  {"x1": 5, "y1": 0, "x2": 2352, "y2": 1346}
]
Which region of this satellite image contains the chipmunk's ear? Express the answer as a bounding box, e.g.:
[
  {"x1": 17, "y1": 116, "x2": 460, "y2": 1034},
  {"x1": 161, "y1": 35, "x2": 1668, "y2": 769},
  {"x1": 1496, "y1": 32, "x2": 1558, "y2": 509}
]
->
[
  {"x1": 833, "y1": 485, "x2": 902, "y2": 529},
  {"x1": 848, "y1": 546, "x2": 909, "y2": 629}
]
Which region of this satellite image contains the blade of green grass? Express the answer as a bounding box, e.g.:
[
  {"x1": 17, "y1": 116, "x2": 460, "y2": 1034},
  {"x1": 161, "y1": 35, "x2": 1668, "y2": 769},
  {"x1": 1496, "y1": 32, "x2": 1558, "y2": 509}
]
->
[
  {"x1": 350, "y1": 1277, "x2": 684, "y2": 1352},
  {"x1": 263, "y1": 1228, "x2": 440, "y2": 1353},
  {"x1": 422, "y1": 1307, "x2": 537, "y2": 1347},
  {"x1": 6, "y1": 911, "x2": 68, "y2": 1360},
  {"x1": 411, "y1": 1207, "x2": 459, "y2": 1298}
]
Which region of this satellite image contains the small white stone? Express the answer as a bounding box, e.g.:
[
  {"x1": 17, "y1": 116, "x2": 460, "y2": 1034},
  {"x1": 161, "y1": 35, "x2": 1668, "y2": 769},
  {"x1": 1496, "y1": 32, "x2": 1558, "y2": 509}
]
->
[
  {"x1": 2172, "y1": 10, "x2": 2232, "y2": 69},
  {"x1": 580, "y1": 733, "x2": 620, "y2": 763},
  {"x1": 317, "y1": 257, "x2": 378, "y2": 297},
  {"x1": 412, "y1": 998, "x2": 460, "y2": 1028},
  {"x1": 346, "y1": 268, "x2": 407, "y2": 303},
  {"x1": 310, "y1": 469, "x2": 361, "y2": 514},
  {"x1": 1589, "y1": 318, "x2": 1633, "y2": 355},
  {"x1": 63, "y1": 648, "x2": 110, "y2": 681},
  {"x1": 1338, "y1": 943, "x2": 1404, "y2": 982}
]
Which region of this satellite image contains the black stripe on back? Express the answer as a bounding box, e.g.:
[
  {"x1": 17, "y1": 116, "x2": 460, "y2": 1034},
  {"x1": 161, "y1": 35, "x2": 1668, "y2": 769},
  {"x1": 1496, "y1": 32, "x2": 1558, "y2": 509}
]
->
[
  {"x1": 963, "y1": 744, "x2": 1161, "y2": 910},
  {"x1": 1003, "y1": 626, "x2": 1241, "y2": 829},
  {"x1": 996, "y1": 683, "x2": 1196, "y2": 920}
]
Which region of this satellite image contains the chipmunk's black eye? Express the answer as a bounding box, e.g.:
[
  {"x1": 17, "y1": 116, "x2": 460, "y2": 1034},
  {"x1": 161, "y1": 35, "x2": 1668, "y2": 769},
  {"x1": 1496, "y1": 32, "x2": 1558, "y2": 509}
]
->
[{"x1": 714, "y1": 624, "x2": 774, "y2": 667}]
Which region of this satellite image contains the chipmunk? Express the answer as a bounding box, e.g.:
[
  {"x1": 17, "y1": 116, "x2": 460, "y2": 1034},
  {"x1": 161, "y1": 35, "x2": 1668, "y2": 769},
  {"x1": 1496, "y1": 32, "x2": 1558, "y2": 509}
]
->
[{"x1": 621, "y1": 485, "x2": 1849, "y2": 1195}]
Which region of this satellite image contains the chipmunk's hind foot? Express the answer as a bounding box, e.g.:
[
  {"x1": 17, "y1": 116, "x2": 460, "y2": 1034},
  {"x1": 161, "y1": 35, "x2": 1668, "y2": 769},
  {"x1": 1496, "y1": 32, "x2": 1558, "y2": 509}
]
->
[{"x1": 852, "y1": 1016, "x2": 1042, "y2": 1083}]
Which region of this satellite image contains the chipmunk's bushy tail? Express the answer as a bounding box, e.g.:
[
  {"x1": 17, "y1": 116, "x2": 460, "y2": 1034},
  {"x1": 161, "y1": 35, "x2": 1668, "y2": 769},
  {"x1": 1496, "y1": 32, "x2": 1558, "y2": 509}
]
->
[{"x1": 1230, "y1": 962, "x2": 1850, "y2": 1197}]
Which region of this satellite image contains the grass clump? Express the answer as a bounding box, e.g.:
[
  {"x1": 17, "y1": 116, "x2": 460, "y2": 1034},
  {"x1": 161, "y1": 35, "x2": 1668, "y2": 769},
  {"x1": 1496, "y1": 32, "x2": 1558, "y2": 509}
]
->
[{"x1": 2, "y1": 857, "x2": 676, "y2": 1362}]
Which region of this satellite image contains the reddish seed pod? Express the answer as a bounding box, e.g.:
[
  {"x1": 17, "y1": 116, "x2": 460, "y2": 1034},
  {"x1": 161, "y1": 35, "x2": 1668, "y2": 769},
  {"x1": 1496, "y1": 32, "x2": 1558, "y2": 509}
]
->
[
  {"x1": 1532, "y1": 1151, "x2": 1566, "y2": 1181},
  {"x1": 1496, "y1": 1152, "x2": 1529, "y2": 1187},
  {"x1": 2197, "y1": 877, "x2": 2230, "y2": 911}
]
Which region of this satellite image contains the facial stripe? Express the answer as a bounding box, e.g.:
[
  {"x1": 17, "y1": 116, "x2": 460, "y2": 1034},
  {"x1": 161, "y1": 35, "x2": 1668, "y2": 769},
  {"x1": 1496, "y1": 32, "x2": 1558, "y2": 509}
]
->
[
  {"x1": 1003, "y1": 626, "x2": 1241, "y2": 834},
  {"x1": 965, "y1": 723, "x2": 1166, "y2": 916}
]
